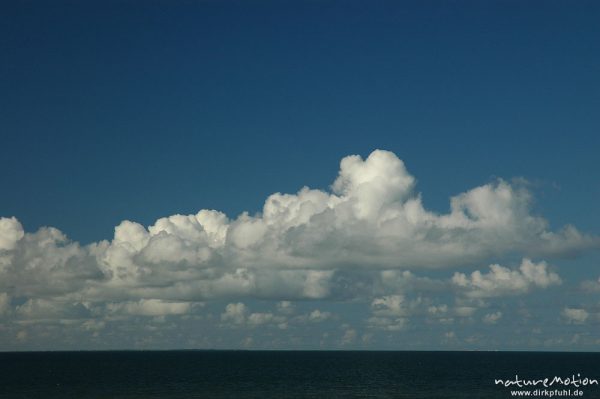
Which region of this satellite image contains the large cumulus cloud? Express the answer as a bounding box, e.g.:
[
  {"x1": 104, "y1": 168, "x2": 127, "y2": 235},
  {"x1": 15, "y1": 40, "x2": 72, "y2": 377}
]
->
[{"x1": 0, "y1": 150, "x2": 597, "y2": 330}]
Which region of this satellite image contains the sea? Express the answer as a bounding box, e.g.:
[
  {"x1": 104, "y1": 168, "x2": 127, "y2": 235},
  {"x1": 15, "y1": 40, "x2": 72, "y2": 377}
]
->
[{"x1": 1, "y1": 351, "x2": 599, "y2": 398}]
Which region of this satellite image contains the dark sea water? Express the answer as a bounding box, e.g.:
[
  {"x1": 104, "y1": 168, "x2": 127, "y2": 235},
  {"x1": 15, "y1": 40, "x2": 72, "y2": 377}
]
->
[{"x1": 1, "y1": 351, "x2": 599, "y2": 398}]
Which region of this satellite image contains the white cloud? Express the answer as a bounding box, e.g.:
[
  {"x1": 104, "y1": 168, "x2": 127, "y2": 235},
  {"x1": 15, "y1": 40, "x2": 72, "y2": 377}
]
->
[
  {"x1": 580, "y1": 278, "x2": 600, "y2": 293},
  {"x1": 371, "y1": 295, "x2": 411, "y2": 317},
  {"x1": 0, "y1": 217, "x2": 24, "y2": 251},
  {"x1": 221, "y1": 302, "x2": 247, "y2": 325},
  {"x1": 247, "y1": 312, "x2": 275, "y2": 326},
  {"x1": 427, "y1": 304, "x2": 449, "y2": 316},
  {"x1": 331, "y1": 151, "x2": 415, "y2": 220},
  {"x1": 246, "y1": 312, "x2": 287, "y2": 328},
  {"x1": 367, "y1": 316, "x2": 408, "y2": 331},
  {"x1": 452, "y1": 259, "x2": 561, "y2": 298},
  {"x1": 220, "y1": 304, "x2": 287, "y2": 329},
  {"x1": 483, "y1": 311, "x2": 503, "y2": 325},
  {"x1": 341, "y1": 328, "x2": 357, "y2": 345},
  {"x1": 368, "y1": 295, "x2": 421, "y2": 331},
  {"x1": 0, "y1": 150, "x2": 596, "y2": 336},
  {"x1": 3, "y1": 151, "x2": 592, "y2": 293},
  {"x1": 106, "y1": 299, "x2": 192, "y2": 317},
  {"x1": 561, "y1": 308, "x2": 589, "y2": 324},
  {"x1": 308, "y1": 309, "x2": 332, "y2": 322}
]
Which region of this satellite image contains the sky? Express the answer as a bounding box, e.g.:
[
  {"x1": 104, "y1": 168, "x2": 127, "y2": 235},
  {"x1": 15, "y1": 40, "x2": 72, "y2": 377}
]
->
[{"x1": 1, "y1": 0, "x2": 599, "y2": 351}]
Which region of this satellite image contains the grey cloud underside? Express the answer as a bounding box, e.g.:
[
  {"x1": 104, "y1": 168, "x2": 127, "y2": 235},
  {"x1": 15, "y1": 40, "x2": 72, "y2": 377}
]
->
[{"x1": 0, "y1": 150, "x2": 598, "y2": 333}]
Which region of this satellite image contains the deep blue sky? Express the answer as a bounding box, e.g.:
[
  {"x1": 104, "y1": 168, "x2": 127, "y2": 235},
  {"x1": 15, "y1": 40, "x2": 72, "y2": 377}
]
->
[{"x1": 1, "y1": 0, "x2": 599, "y2": 244}]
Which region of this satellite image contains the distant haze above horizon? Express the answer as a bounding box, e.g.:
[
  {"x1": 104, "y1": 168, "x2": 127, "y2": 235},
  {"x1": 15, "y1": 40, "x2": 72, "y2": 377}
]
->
[{"x1": 1, "y1": 1, "x2": 599, "y2": 350}]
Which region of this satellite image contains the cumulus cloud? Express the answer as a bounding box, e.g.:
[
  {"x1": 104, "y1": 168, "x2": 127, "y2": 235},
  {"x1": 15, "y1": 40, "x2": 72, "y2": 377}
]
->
[
  {"x1": 427, "y1": 304, "x2": 449, "y2": 316},
  {"x1": 1, "y1": 225, "x2": 100, "y2": 299},
  {"x1": 106, "y1": 299, "x2": 193, "y2": 317},
  {"x1": 0, "y1": 217, "x2": 24, "y2": 251},
  {"x1": 367, "y1": 316, "x2": 408, "y2": 331},
  {"x1": 249, "y1": 313, "x2": 288, "y2": 329},
  {"x1": 308, "y1": 309, "x2": 332, "y2": 322},
  {"x1": 482, "y1": 311, "x2": 503, "y2": 325},
  {"x1": 580, "y1": 278, "x2": 600, "y2": 293},
  {"x1": 0, "y1": 150, "x2": 596, "y2": 336},
  {"x1": 247, "y1": 312, "x2": 277, "y2": 327},
  {"x1": 219, "y1": 303, "x2": 290, "y2": 329},
  {"x1": 221, "y1": 302, "x2": 247, "y2": 325},
  {"x1": 561, "y1": 308, "x2": 589, "y2": 324},
  {"x1": 371, "y1": 295, "x2": 413, "y2": 317},
  {"x1": 367, "y1": 295, "x2": 422, "y2": 331},
  {"x1": 341, "y1": 328, "x2": 357, "y2": 345},
  {"x1": 452, "y1": 259, "x2": 561, "y2": 298}
]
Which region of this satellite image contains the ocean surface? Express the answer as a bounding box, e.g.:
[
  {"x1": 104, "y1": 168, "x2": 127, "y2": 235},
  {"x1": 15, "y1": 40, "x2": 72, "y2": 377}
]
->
[{"x1": 1, "y1": 351, "x2": 599, "y2": 398}]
